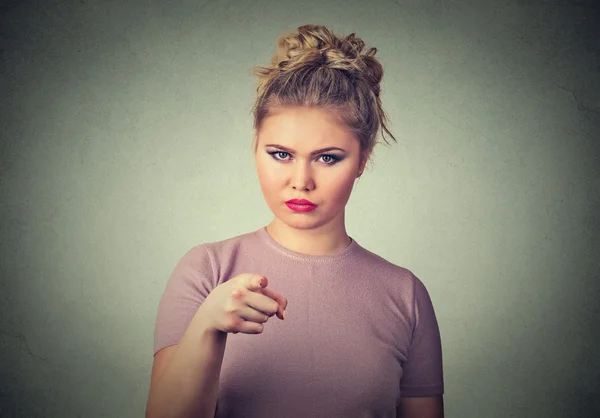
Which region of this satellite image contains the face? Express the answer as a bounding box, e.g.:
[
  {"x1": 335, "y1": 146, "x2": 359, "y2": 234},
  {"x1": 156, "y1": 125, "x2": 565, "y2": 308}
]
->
[{"x1": 254, "y1": 106, "x2": 366, "y2": 232}]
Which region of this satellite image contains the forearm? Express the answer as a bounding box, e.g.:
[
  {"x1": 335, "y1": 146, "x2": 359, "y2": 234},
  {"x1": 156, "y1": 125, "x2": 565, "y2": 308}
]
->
[
  {"x1": 396, "y1": 395, "x2": 444, "y2": 418},
  {"x1": 146, "y1": 306, "x2": 227, "y2": 418}
]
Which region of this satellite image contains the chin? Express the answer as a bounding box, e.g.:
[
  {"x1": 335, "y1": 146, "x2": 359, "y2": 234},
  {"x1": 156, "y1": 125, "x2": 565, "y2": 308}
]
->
[{"x1": 282, "y1": 213, "x2": 340, "y2": 231}]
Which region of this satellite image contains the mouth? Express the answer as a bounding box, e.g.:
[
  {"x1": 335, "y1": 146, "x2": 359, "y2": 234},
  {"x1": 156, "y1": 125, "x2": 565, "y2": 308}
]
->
[
  {"x1": 286, "y1": 199, "x2": 316, "y2": 206},
  {"x1": 285, "y1": 200, "x2": 317, "y2": 212}
]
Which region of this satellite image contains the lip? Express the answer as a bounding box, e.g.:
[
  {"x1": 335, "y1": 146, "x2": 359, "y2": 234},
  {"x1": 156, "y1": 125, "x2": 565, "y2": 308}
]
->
[
  {"x1": 286, "y1": 202, "x2": 317, "y2": 212},
  {"x1": 286, "y1": 199, "x2": 316, "y2": 205}
]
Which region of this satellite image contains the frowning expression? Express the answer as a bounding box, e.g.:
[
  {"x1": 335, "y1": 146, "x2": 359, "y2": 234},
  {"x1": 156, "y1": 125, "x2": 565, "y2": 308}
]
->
[{"x1": 254, "y1": 106, "x2": 365, "y2": 230}]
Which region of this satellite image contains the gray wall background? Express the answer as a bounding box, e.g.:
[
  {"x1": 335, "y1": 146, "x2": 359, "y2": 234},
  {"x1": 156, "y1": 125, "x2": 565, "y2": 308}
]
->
[{"x1": 1, "y1": 0, "x2": 599, "y2": 417}]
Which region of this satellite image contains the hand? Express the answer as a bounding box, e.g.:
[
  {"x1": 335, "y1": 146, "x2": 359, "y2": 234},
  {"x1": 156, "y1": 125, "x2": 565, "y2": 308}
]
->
[{"x1": 201, "y1": 274, "x2": 288, "y2": 334}]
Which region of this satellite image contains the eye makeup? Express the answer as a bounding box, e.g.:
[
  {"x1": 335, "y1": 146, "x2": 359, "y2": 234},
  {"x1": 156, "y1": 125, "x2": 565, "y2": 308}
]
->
[{"x1": 266, "y1": 150, "x2": 343, "y2": 165}]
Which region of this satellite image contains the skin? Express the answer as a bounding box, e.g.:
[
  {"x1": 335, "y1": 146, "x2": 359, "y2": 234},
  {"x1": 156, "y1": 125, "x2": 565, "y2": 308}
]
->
[{"x1": 254, "y1": 105, "x2": 367, "y2": 256}]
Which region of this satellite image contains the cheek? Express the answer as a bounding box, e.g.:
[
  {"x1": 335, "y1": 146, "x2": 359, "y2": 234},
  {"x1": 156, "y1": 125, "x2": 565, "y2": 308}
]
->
[
  {"x1": 326, "y1": 172, "x2": 357, "y2": 202},
  {"x1": 256, "y1": 160, "x2": 279, "y2": 192},
  {"x1": 256, "y1": 157, "x2": 356, "y2": 199}
]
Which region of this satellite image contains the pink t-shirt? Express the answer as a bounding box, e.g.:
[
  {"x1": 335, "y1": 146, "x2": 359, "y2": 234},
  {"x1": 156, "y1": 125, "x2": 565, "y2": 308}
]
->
[{"x1": 153, "y1": 226, "x2": 444, "y2": 417}]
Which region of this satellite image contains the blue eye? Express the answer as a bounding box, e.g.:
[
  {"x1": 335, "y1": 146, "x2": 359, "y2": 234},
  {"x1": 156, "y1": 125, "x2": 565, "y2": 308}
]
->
[
  {"x1": 267, "y1": 151, "x2": 341, "y2": 165},
  {"x1": 270, "y1": 151, "x2": 290, "y2": 160},
  {"x1": 320, "y1": 154, "x2": 340, "y2": 164}
]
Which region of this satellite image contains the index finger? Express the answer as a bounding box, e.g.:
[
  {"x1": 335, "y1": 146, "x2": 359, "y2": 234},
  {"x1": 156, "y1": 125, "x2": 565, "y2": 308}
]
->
[{"x1": 258, "y1": 287, "x2": 288, "y2": 320}]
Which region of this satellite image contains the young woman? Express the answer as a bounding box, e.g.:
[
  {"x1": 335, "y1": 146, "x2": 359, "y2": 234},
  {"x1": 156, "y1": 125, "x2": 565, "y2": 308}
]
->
[{"x1": 146, "y1": 24, "x2": 444, "y2": 418}]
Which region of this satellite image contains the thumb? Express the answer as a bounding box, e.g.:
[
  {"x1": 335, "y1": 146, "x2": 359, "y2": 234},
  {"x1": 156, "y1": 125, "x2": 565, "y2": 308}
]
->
[{"x1": 247, "y1": 274, "x2": 266, "y2": 290}]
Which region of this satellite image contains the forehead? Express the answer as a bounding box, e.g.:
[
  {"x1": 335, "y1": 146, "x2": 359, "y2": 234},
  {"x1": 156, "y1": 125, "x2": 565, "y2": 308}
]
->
[{"x1": 259, "y1": 106, "x2": 356, "y2": 146}]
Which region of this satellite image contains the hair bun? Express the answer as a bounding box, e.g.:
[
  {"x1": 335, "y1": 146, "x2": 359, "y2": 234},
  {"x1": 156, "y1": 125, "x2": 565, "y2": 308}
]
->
[{"x1": 272, "y1": 24, "x2": 383, "y2": 91}]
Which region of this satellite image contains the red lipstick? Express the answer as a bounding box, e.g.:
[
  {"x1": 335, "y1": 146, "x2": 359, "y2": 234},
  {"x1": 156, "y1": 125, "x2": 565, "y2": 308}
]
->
[{"x1": 285, "y1": 198, "x2": 317, "y2": 213}]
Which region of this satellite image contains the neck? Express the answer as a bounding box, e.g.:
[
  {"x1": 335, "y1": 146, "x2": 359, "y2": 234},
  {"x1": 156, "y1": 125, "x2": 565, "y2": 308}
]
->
[{"x1": 265, "y1": 218, "x2": 351, "y2": 256}]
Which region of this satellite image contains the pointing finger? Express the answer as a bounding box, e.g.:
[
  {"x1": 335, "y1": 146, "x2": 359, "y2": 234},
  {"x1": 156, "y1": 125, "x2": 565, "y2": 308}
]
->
[{"x1": 259, "y1": 287, "x2": 288, "y2": 320}]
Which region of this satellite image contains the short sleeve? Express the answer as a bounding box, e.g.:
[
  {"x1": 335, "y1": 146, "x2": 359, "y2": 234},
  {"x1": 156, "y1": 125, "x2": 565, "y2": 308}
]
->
[
  {"x1": 399, "y1": 274, "x2": 444, "y2": 397},
  {"x1": 153, "y1": 244, "x2": 216, "y2": 356}
]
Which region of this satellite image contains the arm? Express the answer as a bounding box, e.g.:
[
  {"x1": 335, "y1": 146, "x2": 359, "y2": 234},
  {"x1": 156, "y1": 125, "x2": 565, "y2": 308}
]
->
[
  {"x1": 146, "y1": 304, "x2": 227, "y2": 418},
  {"x1": 396, "y1": 395, "x2": 444, "y2": 418},
  {"x1": 397, "y1": 275, "x2": 444, "y2": 417}
]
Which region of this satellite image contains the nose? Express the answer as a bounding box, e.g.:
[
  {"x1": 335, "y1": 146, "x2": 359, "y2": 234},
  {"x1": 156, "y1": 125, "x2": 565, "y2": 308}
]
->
[{"x1": 291, "y1": 162, "x2": 314, "y2": 191}]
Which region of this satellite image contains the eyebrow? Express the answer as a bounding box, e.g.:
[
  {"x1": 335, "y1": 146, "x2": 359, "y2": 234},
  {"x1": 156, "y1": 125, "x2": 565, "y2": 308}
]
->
[{"x1": 264, "y1": 144, "x2": 347, "y2": 155}]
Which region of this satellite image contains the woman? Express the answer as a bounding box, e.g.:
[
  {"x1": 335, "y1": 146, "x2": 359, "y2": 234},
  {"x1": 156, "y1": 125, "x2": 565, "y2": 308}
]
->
[{"x1": 146, "y1": 24, "x2": 444, "y2": 418}]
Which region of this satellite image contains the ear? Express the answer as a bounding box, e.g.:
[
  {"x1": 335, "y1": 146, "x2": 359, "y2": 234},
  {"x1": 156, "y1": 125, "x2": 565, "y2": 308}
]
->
[{"x1": 358, "y1": 152, "x2": 368, "y2": 174}]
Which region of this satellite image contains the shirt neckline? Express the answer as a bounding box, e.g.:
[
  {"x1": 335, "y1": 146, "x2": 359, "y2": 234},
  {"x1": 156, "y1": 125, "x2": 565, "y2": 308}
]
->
[{"x1": 256, "y1": 226, "x2": 359, "y2": 262}]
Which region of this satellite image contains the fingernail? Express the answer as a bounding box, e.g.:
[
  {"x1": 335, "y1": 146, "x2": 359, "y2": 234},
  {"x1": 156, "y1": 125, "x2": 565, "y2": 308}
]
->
[{"x1": 282, "y1": 310, "x2": 287, "y2": 320}]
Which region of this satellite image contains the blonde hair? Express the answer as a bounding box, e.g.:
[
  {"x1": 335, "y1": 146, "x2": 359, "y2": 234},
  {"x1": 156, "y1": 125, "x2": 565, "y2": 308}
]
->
[{"x1": 249, "y1": 24, "x2": 397, "y2": 173}]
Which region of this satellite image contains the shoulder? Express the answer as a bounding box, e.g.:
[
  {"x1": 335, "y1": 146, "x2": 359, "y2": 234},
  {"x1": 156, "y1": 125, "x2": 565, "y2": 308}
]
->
[
  {"x1": 180, "y1": 230, "x2": 257, "y2": 261},
  {"x1": 175, "y1": 229, "x2": 264, "y2": 279},
  {"x1": 353, "y1": 243, "x2": 416, "y2": 281},
  {"x1": 198, "y1": 229, "x2": 258, "y2": 255}
]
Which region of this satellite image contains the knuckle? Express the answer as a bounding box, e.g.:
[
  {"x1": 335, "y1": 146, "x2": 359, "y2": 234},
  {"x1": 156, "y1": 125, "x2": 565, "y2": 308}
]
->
[{"x1": 229, "y1": 317, "x2": 243, "y2": 329}]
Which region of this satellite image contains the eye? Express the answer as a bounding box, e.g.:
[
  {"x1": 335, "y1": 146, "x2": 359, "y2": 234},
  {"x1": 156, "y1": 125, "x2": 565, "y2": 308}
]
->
[
  {"x1": 320, "y1": 154, "x2": 340, "y2": 164},
  {"x1": 268, "y1": 151, "x2": 291, "y2": 161},
  {"x1": 267, "y1": 151, "x2": 341, "y2": 165}
]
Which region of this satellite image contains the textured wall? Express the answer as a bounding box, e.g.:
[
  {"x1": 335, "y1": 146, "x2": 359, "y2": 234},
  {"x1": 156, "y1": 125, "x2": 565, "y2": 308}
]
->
[{"x1": 1, "y1": 0, "x2": 599, "y2": 417}]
